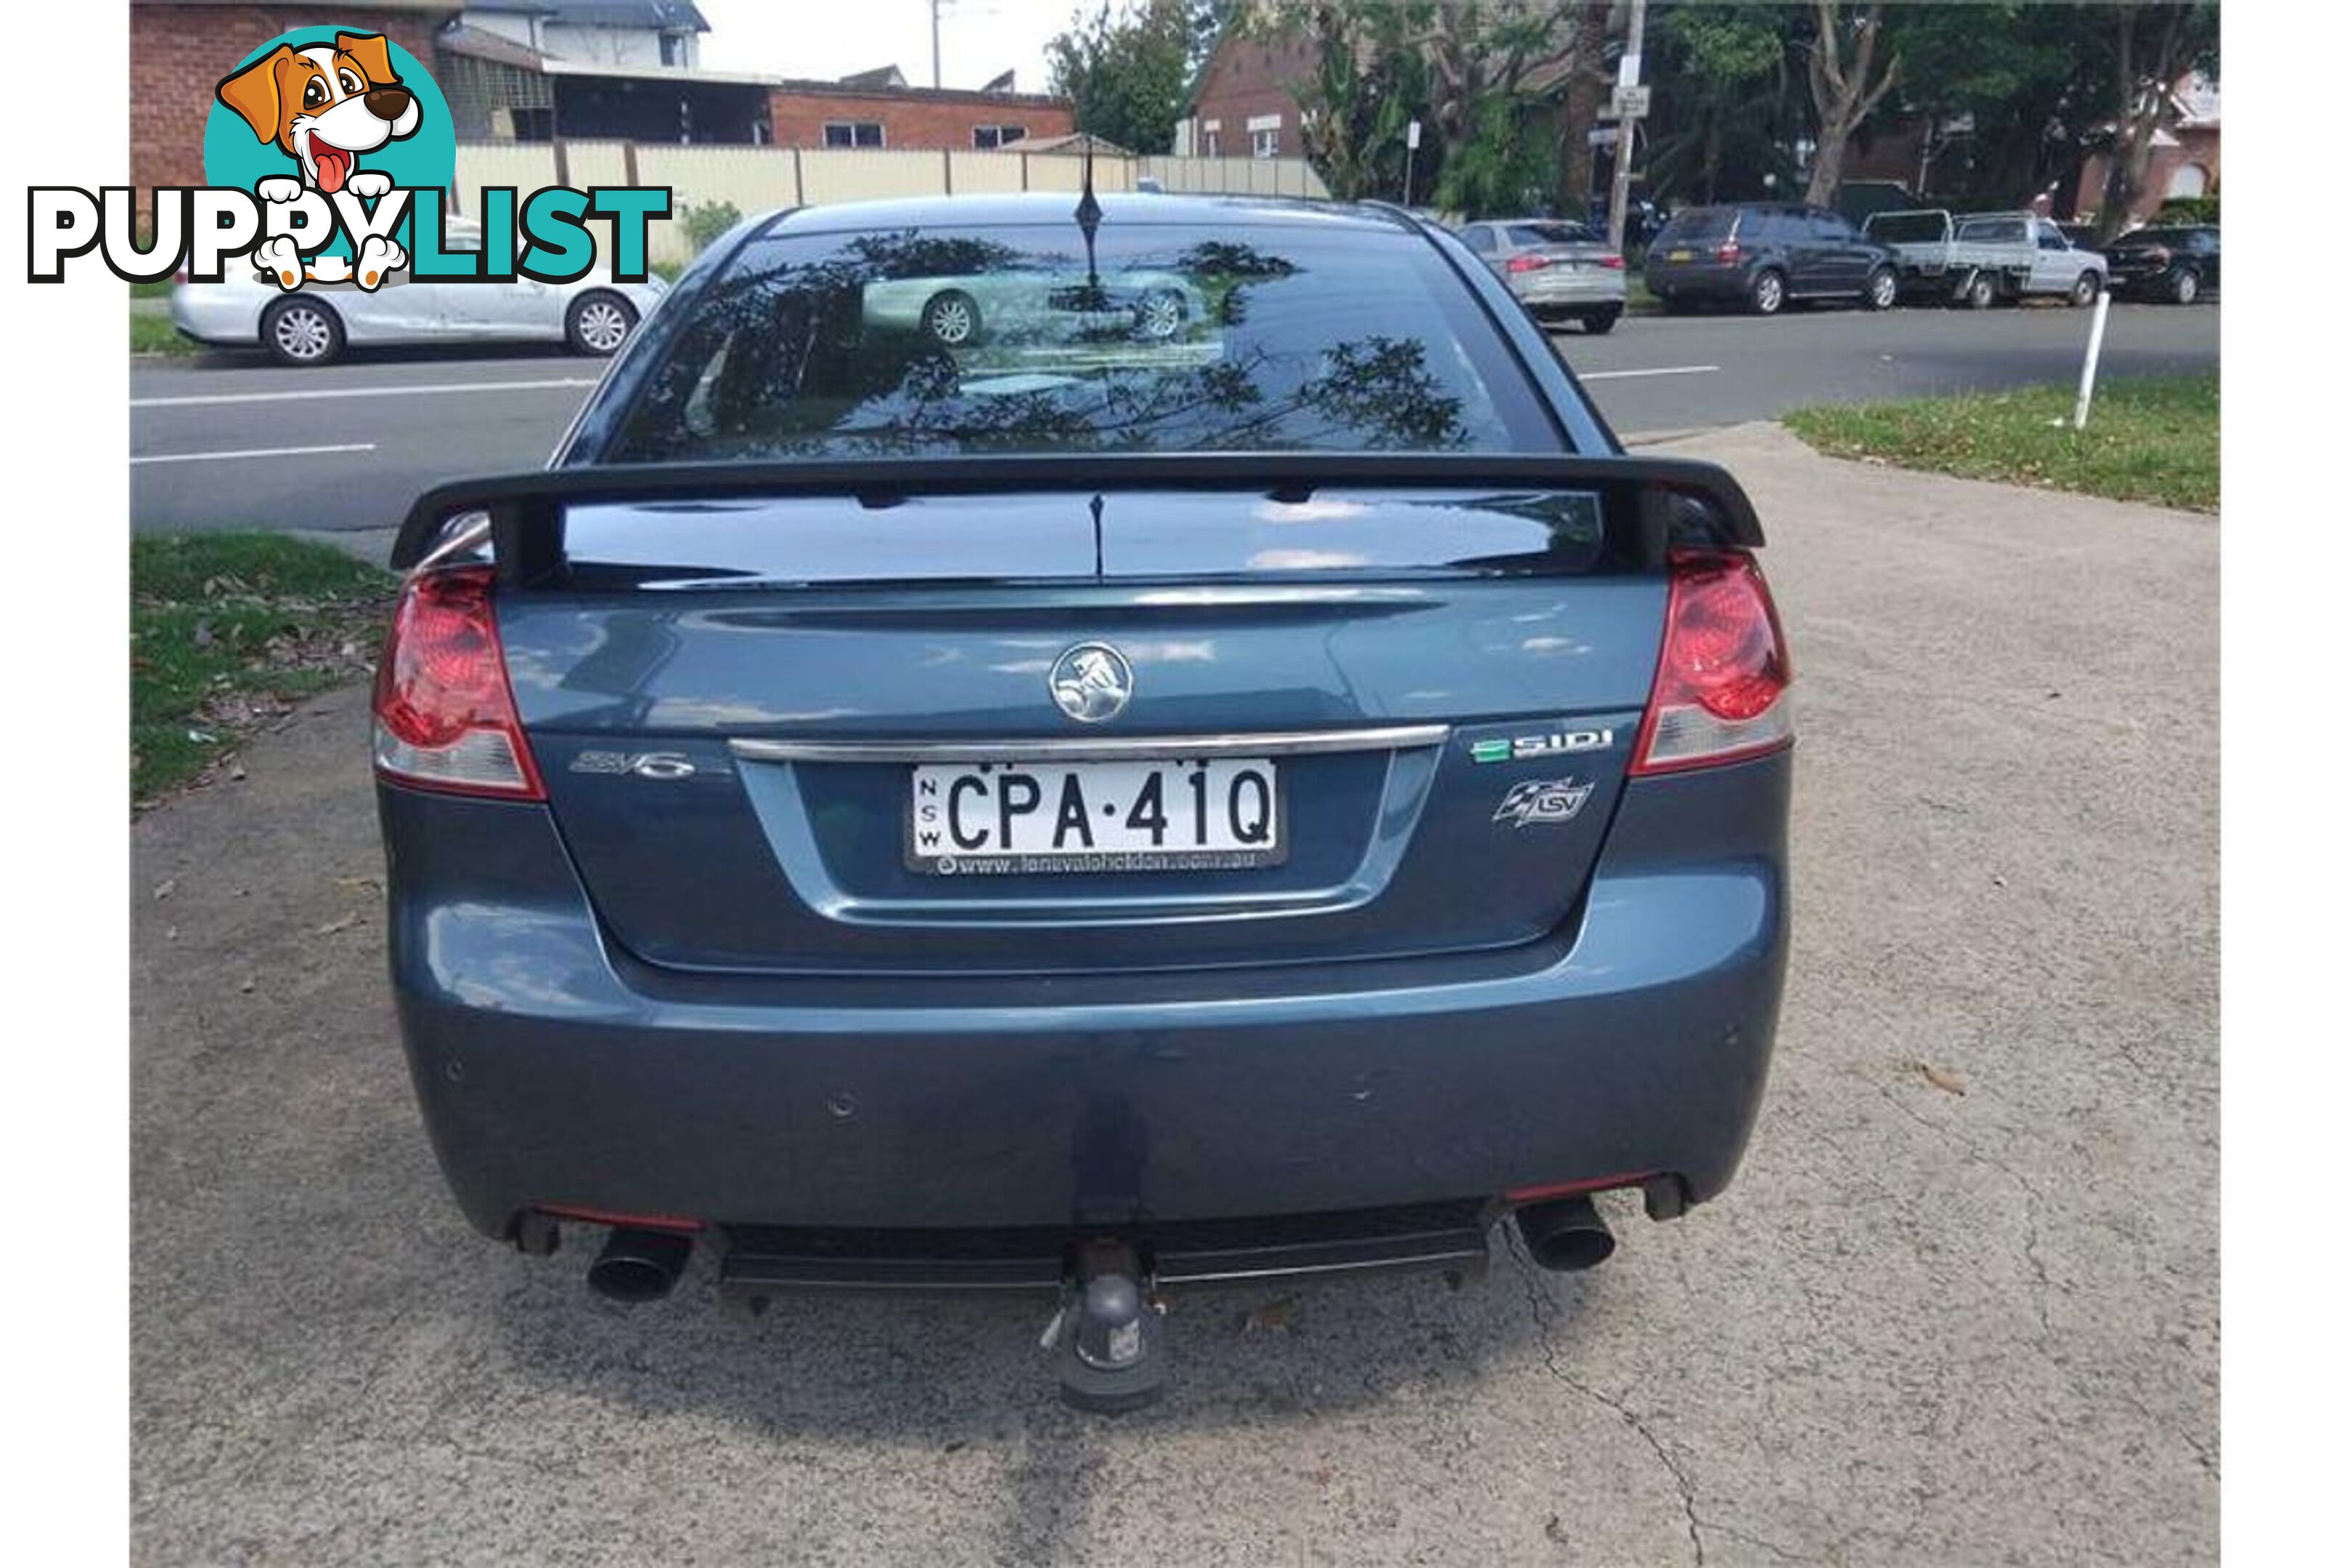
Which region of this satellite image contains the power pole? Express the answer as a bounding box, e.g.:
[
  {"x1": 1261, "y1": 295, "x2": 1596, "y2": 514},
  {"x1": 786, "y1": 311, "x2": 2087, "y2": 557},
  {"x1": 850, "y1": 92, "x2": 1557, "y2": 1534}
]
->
[
  {"x1": 1606, "y1": 0, "x2": 1649, "y2": 252},
  {"x1": 931, "y1": 0, "x2": 944, "y2": 89}
]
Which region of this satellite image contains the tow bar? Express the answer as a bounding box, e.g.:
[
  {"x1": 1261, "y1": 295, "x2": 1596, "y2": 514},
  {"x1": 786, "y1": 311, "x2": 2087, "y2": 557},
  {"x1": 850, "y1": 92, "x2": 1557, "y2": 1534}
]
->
[{"x1": 1041, "y1": 1240, "x2": 1166, "y2": 1412}]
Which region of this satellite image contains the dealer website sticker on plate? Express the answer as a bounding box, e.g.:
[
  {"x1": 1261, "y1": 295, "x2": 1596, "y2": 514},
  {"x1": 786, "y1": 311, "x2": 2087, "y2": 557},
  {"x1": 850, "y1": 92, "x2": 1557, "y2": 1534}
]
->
[{"x1": 908, "y1": 759, "x2": 1283, "y2": 875}]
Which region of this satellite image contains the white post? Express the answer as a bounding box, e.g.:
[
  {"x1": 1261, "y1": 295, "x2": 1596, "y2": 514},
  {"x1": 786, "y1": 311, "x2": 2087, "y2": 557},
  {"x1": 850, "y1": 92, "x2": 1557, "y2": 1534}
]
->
[{"x1": 2072, "y1": 284, "x2": 2112, "y2": 430}]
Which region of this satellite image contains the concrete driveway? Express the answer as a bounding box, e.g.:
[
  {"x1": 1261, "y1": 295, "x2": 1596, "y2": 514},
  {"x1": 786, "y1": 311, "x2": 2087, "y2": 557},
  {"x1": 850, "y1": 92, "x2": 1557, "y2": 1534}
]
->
[{"x1": 131, "y1": 425, "x2": 2217, "y2": 1565}]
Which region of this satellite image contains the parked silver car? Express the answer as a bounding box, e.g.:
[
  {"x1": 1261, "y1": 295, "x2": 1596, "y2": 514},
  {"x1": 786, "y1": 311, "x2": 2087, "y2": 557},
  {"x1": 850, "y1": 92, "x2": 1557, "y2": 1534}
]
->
[
  {"x1": 861, "y1": 267, "x2": 1207, "y2": 348},
  {"x1": 168, "y1": 217, "x2": 669, "y2": 367},
  {"x1": 1453, "y1": 219, "x2": 1628, "y2": 334}
]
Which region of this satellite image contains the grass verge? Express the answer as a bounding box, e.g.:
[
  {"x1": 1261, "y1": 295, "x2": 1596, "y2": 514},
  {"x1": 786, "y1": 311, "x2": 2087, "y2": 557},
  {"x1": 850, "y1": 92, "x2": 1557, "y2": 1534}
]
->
[
  {"x1": 131, "y1": 534, "x2": 393, "y2": 804},
  {"x1": 1784, "y1": 372, "x2": 2218, "y2": 512},
  {"x1": 131, "y1": 305, "x2": 200, "y2": 356}
]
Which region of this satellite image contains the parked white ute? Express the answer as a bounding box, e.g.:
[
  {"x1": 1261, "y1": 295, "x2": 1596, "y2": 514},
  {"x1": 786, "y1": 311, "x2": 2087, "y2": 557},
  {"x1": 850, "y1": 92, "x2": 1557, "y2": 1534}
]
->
[
  {"x1": 1861, "y1": 209, "x2": 2108, "y2": 309},
  {"x1": 169, "y1": 216, "x2": 669, "y2": 367}
]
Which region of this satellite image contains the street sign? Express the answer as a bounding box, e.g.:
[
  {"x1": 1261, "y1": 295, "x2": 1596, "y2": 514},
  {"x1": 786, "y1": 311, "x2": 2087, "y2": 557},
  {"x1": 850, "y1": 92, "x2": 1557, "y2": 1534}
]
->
[
  {"x1": 1406, "y1": 119, "x2": 1421, "y2": 150},
  {"x1": 1611, "y1": 84, "x2": 1651, "y2": 120}
]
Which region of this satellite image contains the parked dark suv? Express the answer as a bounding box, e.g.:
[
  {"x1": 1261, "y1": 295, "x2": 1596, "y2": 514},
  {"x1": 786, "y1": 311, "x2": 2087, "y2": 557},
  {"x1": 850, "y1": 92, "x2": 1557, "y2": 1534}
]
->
[
  {"x1": 1645, "y1": 203, "x2": 1900, "y2": 315},
  {"x1": 2104, "y1": 224, "x2": 2219, "y2": 304}
]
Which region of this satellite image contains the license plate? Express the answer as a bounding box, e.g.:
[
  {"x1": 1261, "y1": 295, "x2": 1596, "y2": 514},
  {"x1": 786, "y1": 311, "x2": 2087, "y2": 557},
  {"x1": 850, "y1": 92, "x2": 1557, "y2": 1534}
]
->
[
  {"x1": 1667, "y1": 248, "x2": 1694, "y2": 262},
  {"x1": 907, "y1": 759, "x2": 1283, "y2": 875}
]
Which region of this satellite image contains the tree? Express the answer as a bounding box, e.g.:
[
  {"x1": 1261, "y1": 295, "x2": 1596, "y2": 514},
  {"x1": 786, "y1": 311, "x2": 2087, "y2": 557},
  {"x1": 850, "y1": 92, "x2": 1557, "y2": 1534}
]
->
[
  {"x1": 2093, "y1": 1, "x2": 2219, "y2": 237},
  {"x1": 1551, "y1": 1, "x2": 1615, "y2": 216},
  {"x1": 1802, "y1": 0, "x2": 1900, "y2": 205},
  {"x1": 1047, "y1": 0, "x2": 1201, "y2": 155},
  {"x1": 1643, "y1": 4, "x2": 1805, "y2": 207},
  {"x1": 1286, "y1": 2, "x2": 1438, "y2": 203}
]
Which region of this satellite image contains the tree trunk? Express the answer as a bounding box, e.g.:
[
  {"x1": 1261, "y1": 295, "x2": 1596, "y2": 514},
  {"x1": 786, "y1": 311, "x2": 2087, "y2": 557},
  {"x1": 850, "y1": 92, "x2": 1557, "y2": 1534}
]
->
[
  {"x1": 2095, "y1": 3, "x2": 2190, "y2": 240},
  {"x1": 1802, "y1": 0, "x2": 1899, "y2": 208},
  {"x1": 1553, "y1": 0, "x2": 1612, "y2": 216}
]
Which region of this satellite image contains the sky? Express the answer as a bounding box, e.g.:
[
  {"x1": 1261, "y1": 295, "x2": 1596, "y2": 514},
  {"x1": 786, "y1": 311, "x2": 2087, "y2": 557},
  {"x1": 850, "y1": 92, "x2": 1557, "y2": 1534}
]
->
[{"x1": 695, "y1": 0, "x2": 1076, "y2": 94}]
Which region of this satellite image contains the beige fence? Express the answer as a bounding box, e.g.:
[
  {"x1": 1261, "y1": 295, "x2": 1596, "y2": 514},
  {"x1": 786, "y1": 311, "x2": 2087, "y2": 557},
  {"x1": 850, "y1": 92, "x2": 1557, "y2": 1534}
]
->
[{"x1": 452, "y1": 142, "x2": 1330, "y2": 268}]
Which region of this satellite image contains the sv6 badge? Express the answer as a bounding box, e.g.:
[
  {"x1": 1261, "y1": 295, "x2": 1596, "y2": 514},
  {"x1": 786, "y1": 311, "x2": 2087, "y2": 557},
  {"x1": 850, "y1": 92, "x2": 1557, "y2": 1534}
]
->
[{"x1": 1493, "y1": 777, "x2": 1594, "y2": 828}]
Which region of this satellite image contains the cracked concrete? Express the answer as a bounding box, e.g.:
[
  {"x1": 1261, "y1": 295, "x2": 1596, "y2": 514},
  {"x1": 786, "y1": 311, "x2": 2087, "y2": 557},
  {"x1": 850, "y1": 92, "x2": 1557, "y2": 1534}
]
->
[{"x1": 131, "y1": 423, "x2": 2216, "y2": 1564}]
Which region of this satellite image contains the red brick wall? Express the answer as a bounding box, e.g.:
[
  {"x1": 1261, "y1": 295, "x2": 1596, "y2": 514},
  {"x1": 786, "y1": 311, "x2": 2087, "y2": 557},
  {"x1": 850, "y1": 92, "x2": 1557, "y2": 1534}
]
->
[
  {"x1": 1188, "y1": 33, "x2": 1316, "y2": 158},
  {"x1": 131, "y1": 5, "x2": 454, "y2": 194},
  {"x1": 765, "y1": 89, "x2": 1074, "y2": 152}
]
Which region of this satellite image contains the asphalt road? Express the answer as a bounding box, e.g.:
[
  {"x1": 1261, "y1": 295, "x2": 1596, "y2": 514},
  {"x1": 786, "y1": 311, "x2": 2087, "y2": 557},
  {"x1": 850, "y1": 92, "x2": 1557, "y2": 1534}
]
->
[
  {"x1": 131, "y1": 424, "x2": 2217, "y2": 1564},
  {"x1": 128, "y1": 301, "x2": 2221, "y2": 536}
]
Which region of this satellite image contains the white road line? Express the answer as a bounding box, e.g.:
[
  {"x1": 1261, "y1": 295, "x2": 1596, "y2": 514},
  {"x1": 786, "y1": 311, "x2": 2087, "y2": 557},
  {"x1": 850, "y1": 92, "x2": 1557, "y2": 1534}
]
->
[
  {"x1": 131, "y1": 443, "x2": 377, "y2": 466},
  {"x1": 1577, "y1": 364, "x2": 1723, "y2": 381},
  {"x1": 131, "y1": 377, "x2": 598, "y2": 409}
]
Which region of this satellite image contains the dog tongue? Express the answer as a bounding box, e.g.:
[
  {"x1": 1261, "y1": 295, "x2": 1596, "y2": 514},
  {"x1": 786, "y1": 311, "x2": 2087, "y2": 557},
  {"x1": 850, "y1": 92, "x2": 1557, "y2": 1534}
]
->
[{"x1": 314, "y1": 144, "x2": 351, "y2": 194}]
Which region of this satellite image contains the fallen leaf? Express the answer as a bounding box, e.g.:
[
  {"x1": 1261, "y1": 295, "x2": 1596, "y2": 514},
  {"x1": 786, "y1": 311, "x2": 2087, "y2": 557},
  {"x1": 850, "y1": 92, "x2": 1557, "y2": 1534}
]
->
[
  {"x1": 237, "y1": 977, "x2": 256, "y2": 994},
  {"x1": 314, "y1": 911, "x2": 359, "y2": 936},
  {"x1": 226, "y1": 762, "x2": 247, "y2": 782},
  {"x1": 152, "y1": 878, "x2": 176, "y2": 902},
  {"x1": 1244, "y1": 1295, "x2": 1299, "y2": 1334},
  {"x1": 1916, "y1": 1062, "x2": 1967, "y2": 1096},
  {"x1": 1546, "y1": 1515, "x2": 1569, "y2": 1545},
  {"x1": 334, "y1": 875, "x2": 381, "y2": 893}
]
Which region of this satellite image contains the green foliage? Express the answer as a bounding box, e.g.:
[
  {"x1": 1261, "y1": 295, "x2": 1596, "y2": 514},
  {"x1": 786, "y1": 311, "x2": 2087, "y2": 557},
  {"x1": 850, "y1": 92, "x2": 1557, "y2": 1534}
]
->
[
  {"x1": 1289, "y1": 1, "x2": 1437, "y2": 203},
  {"x1": 1048, "y1": 0, "x2": 1199, "y2": 154},
  {"x1": 1643, "y1": 4, "x2": 1805, "y2": 205},
  {"x1": 1785, "y1": 374, "x2": 2218, "y2": 513},
  {"x1": 2158, "y1": 195, "x2": 2218, "y2": 225},
  {"x1": 681, "y1": 200, "x2": 743, "y2": 255},
  {"x1": 1434, "y1": 91, "x2": 1557, "y2": 219}
]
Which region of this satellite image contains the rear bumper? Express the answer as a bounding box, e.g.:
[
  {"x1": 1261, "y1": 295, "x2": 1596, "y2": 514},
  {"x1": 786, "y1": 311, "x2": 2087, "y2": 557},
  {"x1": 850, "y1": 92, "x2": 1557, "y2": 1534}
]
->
[
  {"x1": 1643, "y1": 264, "x2": 1750, "y2": 301},
  {"x1": 168, "y1": 286, "x2": 263, "y2": 346},
  {"x1": 382, "y1": 751, "x2": 1790, "y2": 1246},
  {"x1": 1511, "y1": 275, "x2": 1627, "y2": 311}
]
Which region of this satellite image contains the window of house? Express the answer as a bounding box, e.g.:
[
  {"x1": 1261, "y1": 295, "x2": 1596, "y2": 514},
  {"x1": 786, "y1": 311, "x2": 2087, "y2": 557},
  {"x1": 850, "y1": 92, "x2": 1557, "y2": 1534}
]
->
[
  {"x1": 659, "y1": 32, "x2": 685, "y2": 67},
  {"x1": 1204, "y1": 129, "x2": 1221, "y2": 156},
  {"x1": 972, "y1": 125, "x2": 1028, "y2": 150},
  {"x1": 824, "y1": 122, "x2": 885, "y2": 149},
  {"x1": 1251, "y1": 127, "x2": 1279, "y2": 159}
]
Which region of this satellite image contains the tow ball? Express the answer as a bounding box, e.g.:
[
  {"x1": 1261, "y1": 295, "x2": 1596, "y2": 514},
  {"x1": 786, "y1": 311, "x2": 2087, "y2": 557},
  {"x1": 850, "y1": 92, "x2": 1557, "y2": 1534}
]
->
[{"x1": 1042, "y1": 1241, "x2": 1167, "y2": 1412}]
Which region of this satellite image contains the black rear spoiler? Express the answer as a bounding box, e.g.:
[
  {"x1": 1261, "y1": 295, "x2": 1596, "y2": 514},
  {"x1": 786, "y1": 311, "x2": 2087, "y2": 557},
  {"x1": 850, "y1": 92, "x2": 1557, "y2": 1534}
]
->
[{"x1": 392, "y1": 453, "x2": 1765, "y2": 579}]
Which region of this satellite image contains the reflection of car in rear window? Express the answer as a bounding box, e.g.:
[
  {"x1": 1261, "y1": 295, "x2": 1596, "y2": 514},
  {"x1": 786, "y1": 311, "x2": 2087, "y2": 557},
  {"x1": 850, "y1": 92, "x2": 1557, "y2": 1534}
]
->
[{"x1": 606, "y1": 224, "x2": 1559, "y2": 460}]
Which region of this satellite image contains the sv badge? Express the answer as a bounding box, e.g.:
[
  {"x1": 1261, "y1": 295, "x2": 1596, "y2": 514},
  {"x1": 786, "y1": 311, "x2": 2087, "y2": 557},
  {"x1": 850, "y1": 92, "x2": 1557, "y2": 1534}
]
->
[{"x1": 1493, "y1": 777, "x2": 1593, "y2": 828}]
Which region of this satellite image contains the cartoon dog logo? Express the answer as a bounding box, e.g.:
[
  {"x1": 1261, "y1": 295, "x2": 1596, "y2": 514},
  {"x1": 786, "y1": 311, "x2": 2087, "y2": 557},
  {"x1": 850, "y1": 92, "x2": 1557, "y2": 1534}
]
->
[{"x1": 216, "y1": 33, "x2": 417, "y2": 291}]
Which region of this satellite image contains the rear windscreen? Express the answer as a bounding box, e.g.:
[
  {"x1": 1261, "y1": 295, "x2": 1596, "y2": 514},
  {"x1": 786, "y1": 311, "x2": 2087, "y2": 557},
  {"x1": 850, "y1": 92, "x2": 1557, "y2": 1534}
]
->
[
  {"x1": 1506, "y1": 221, "x2": 1601, "y2": 247},
  {"x1": 602, "y1": 221, "x2": 1561, "y2": 462},
  {"x1": 1956, "y1": 216, "x2": 2027, "y2": 243},
  {"x1": 1866, "y1": 213, "x2": 1947, "y2": 243},
  {"x1": 1654, "y1": 209, "x2": 1735, "y2": 245}
]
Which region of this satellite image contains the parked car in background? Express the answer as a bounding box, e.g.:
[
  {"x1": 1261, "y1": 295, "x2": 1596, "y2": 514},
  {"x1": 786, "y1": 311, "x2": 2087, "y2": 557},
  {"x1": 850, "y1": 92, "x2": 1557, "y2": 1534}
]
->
[
  {"x1": 2104, "y1": 225, "x2": 2220, "y2": 303},
  {"x1": 1584, "y1": 197, "x2": 1670, "y2": 250},
  {"x1": 1643, "y1": 203, "x2": 1900, "y2": 315},
  {"x1": 376, "y1": 193, "x2": 1794, "y2": 1410},
  {"x1": 1455, "y1": 218, "x2": 1627, "y2": 333},
  {"x1": 1861, "y1": 209, "x2": 2107, "y2": 308},
  {"x1": 169, "y1": 217, "x2": 667, "y2": 367}
]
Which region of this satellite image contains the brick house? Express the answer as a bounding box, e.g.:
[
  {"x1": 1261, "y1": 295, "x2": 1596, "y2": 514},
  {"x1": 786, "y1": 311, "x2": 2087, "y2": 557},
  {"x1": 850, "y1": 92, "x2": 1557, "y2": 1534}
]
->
[
  {"x1": 130, "y1": 0, "x2": 460, "y2": 196},
  {"x1": 1172, "y1": 28, "x2": 1318, "y2": 159},
  {"x1": 765, "y1": 78, "x2": 1074, "y2": 152}
]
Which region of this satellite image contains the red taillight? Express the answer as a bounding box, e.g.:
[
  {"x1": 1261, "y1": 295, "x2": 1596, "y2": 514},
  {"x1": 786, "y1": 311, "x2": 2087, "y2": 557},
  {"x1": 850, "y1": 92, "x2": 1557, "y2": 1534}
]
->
[
  {"x1": 1630, "y1": 552, "x2": 1794, "y2": 775},
  {"x1": 1598, "y1": 253, "x2": 1625, "y2": 269},
  {"x1": 1507, "y1": 253, "x2": 1552, "y2": 273},
  {"x1": 371, "y1": 565, "x2": 544, "y2": 799},
  {"x1": 1715, "y1": 240, "x2": 1741, "y2": 264}
]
